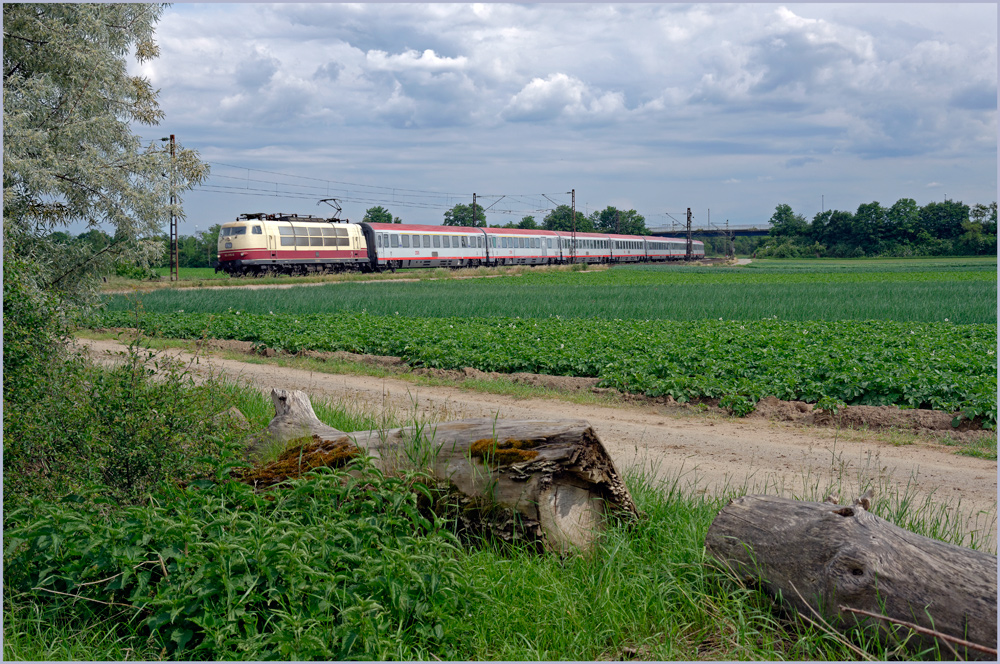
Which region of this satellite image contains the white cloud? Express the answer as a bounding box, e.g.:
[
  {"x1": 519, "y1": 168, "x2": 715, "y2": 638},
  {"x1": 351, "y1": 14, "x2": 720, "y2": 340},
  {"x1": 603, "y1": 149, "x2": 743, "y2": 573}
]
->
[
  {"x1": 365, "y1": 49, "x2": 468, "y2": 73},
  {"x1": 501, "y1": 73, "x2": 627, "y2": 123}
]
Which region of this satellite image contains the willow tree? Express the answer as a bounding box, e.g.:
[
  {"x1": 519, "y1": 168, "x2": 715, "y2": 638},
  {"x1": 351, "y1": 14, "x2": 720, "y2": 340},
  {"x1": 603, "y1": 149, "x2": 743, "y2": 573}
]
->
[{"x1": 3, "y1": 3, "x2": 208, "y2": 308}]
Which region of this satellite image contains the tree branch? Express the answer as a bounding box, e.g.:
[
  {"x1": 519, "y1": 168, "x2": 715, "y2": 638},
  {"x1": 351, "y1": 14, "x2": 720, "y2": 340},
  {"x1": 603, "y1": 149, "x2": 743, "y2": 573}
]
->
[{"x1": 839, "y1": 606, "x2": 996, "y2": 658}]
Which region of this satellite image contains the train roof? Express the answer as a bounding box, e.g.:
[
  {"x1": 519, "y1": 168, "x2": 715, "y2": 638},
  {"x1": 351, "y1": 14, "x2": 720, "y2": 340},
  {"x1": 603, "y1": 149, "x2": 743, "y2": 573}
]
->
[
  {"x1": 481, "y1": 227, "x2": 558, "y2": 236},
  {"x1": 365, "y1": 222, "x2": 485, "y2": 233}
]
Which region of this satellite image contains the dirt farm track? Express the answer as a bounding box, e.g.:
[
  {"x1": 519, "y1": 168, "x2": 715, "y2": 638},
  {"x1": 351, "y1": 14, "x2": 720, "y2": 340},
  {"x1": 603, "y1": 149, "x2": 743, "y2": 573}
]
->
[{"x1": 79, "y1": 337, "x2": 998, "y2": 549}]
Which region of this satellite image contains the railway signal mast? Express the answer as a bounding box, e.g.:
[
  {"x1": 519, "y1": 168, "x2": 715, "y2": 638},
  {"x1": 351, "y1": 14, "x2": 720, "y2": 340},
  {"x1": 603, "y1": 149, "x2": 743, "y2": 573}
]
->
[
  {"x1": 161, "y1": 134, "x2": 178, "y2": 281},
  {"x1": 571, "y1": 188, "x2": 576, "y2": 264},
  {"x1": 686, "y1": 207, "x2": 693, "y2": 261}
]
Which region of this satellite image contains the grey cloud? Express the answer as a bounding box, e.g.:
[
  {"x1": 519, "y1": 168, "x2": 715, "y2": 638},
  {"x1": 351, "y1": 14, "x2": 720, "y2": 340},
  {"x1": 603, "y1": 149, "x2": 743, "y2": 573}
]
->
[
  {"x1": 950, "y1": 85, "x2": 997, "y2": 111},
  {"x1": 785, "y1": 156, "x2": 820, "y2": 168},
  {"x1": 313, "y1": 62, "x2": 344, "y2": 82},
  {"x1": 234, "y1": 50, "x2": 279, "y2": 91},
  {"x1": 750, "y1": 34, "x2": 850, "y2": 95}
]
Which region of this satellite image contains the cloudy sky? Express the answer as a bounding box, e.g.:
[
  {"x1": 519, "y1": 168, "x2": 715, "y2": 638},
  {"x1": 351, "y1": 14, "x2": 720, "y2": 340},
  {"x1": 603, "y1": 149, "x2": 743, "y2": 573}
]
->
[{"x1": 131, "y1": 3, "x2": 997, "y2": 234}]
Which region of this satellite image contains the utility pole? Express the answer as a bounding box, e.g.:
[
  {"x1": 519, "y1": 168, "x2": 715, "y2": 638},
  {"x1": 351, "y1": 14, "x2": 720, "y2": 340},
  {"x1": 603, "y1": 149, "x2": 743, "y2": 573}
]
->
[
  {"x1": 571, "y1": 188, "x2": 576, "y2": 264},
  {"x1": 686, "y1": 207, "x2": 693, "y2": 261},
  {"x1": 167, "y1": 134, "x2": 178, "y2": 281},
  {"x1": 472, "y1": 193, "x2": 477, "y2": 227}
]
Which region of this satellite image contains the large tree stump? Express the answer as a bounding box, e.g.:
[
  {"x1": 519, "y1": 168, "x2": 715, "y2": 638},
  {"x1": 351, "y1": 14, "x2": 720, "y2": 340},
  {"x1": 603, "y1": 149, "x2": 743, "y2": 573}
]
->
[
  {"x1": 245, "y1": 389, "x2": 638, "y2": 553},
  {"x1": 244, "y1": 388, "x2": 345, "y2": 457},
  {"x1": 705, "y1": 493, "x2": 998, "y2": 659}
]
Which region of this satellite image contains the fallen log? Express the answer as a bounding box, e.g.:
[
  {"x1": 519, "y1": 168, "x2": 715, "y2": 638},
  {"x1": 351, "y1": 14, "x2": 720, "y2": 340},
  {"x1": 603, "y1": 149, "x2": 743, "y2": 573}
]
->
[
  {"x1": 705, "y1": 493, "x2": 998, "y2": 659},
  {"x1": 244, "y1": 389, "x2": 638, "y2": 553}
]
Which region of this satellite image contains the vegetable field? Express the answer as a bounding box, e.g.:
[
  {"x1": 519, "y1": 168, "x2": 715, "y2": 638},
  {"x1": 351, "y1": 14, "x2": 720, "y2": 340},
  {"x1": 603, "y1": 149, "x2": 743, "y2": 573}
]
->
[
  {"x1": 105, "y1": 260, "x2": 997, "y2": 324},
  {"x1": 97, "y1": 258, "x2": 997, "y2": 425},
  {"x1": 98, "y1": 310, "x2": 997, "y2": 426}
]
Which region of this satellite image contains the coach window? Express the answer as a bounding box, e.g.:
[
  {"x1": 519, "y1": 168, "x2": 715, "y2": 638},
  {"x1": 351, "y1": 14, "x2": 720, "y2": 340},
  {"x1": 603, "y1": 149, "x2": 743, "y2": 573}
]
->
[
  {"x1": 423, "y1": 235, "x2": 431, "y2": 248},
  {"x1": 442, "y1": 236, "x2": 450, "y2": 248},
  {"x1": 433, "y1": 235, "x2": 441, "y2": 248},
  {"x1": 391, "y1": 234, "x2": 399, "y2": 248},
  {"x1": 401, "y1": 235, "x2": 409, "y2": 248}
]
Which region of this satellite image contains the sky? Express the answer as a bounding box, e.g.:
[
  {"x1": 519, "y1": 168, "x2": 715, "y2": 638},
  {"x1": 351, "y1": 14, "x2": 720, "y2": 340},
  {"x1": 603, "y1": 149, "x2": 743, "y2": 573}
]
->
[{"x1": 129, "y1": 3, "x2": 998, "y2": 235}]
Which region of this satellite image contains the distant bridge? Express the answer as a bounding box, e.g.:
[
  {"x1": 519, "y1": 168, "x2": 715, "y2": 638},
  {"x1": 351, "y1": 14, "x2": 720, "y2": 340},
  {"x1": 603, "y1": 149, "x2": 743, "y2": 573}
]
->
[{"x1": 647, "y1": 225, "x2": 770, "y2": 238}]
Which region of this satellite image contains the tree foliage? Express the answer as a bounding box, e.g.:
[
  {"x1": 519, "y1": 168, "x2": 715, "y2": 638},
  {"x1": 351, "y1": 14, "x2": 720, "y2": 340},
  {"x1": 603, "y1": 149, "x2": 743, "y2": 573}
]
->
[
  {"x1": 543, "y1": 205, "x2": 593, "y2": 232},
  {"x1": 588, "y1": 206, "x2": 649, "y2": 235},
  {"x1": 443, "y1": 202, "x2": 486, "y2": 227},
  {"x1": 761, "y1": 200, "x2": 996, "y2": 258},
  {"x1": 362, "y1": 205, "x2": 401, "y2": 225},
  {"x1": 3, "y1": 3, "x2": 208, "y2": 307}
]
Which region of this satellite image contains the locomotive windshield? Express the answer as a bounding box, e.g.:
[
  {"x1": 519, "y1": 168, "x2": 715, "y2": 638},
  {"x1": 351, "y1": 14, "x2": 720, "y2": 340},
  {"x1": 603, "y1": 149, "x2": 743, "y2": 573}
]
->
[{"x1": 221, "y1": 226, "x2": 247, "y2": 236}]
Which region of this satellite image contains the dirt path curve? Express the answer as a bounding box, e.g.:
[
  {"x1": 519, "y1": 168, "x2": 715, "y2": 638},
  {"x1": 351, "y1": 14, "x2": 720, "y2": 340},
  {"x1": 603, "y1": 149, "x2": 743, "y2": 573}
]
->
[{"x1": 79, "y1": 338, "x2": 997, "y2": 545}]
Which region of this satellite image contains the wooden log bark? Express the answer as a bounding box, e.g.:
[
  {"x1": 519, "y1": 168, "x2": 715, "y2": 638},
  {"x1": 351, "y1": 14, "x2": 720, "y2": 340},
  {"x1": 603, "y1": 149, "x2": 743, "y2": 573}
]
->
[
  {"x1": 245, "y1": 389, "x2": 638, "y2": 553},
  {"x1": 705, "y1": 493, "x2": 997, "y2": 659}
]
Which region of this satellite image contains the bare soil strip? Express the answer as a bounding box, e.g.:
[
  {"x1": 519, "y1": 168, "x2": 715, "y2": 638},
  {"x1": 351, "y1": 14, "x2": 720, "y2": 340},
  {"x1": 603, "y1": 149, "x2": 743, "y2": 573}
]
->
[{"x1": 78, "y1": 337, "x2": 997, "y2": 547}]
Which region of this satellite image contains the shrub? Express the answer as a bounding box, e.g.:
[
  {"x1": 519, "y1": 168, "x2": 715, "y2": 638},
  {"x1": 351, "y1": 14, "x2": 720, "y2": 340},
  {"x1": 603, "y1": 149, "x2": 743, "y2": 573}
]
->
[
  {"x1": 3, "y1": 332, "x2": 242, "y2": 510},
  {"x1": 720, "y1": 394, "x2": 756, "y2": 417}
]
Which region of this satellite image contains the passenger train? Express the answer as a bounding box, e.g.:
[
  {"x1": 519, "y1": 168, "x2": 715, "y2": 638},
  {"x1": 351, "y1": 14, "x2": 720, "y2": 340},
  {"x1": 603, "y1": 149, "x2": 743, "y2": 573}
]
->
[{"x1": 215, "y1": 212, "x2": 705, "y2": 276}]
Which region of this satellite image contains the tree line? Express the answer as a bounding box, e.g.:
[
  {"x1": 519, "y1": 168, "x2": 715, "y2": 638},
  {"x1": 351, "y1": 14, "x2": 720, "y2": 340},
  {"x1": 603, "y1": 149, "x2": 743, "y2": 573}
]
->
[
  {"x1": 408, "y1": 202, "x2": 651, "y2": 235},
  {"x1": 759, "y1": 199, "x2": 997, "y2": 258}
]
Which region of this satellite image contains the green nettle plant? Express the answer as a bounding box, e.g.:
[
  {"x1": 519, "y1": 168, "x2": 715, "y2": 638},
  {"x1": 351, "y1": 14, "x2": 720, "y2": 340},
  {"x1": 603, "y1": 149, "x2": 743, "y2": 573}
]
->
[{"x1": 4, "y1": 459, "x2": 477, "y2": 660}]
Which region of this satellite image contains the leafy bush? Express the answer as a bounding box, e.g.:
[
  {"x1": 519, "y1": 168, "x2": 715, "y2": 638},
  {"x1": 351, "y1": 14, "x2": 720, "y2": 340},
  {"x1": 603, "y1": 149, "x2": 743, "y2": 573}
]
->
[
  {"x1": 3, "y1": 333, "x2": 242, "y2": 510},
  {"x1": 4, "y1": 459, "x2": 474, "y2": 660},
  {"x1": 720, "y1": 394, "x2": 756, "y2": 417},
  {"x1": 3, "y1": 255, "x2": 68, "y2": 397},
  {"x1": 115, "y1": 261, "x2": 160, "y2": 281}
]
